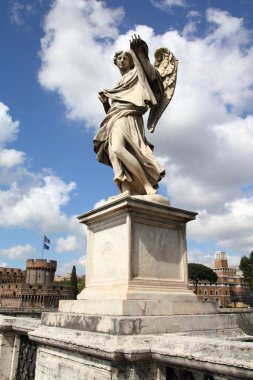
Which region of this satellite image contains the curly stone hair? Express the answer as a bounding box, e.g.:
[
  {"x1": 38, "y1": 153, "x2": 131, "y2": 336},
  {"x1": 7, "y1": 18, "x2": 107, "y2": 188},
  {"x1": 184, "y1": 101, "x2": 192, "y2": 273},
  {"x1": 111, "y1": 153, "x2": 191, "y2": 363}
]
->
[
  {"x1": 113, "y1": 51, "x2": 135, "y2": 69},
  {"x1": 154, "y1": 47, "x2": 170, "y2": 57}
]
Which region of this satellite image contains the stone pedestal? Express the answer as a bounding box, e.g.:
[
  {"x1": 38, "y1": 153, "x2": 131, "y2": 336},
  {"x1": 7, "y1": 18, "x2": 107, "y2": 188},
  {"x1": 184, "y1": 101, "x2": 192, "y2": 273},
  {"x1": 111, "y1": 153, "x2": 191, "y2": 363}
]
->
[{"x1": 59, "y1": 196, "x2": 215, "y2": 315}]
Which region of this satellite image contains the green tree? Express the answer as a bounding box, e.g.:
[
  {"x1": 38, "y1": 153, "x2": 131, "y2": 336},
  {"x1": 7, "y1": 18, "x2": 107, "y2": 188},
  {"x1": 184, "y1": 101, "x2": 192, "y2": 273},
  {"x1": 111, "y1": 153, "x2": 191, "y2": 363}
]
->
[
  {"x1": 77, "y1": 277, "x2": 86, "y2": 294},
  {"x1": 188, "y1": 263, "x2": 218, "y2": 294},
  {"x1": 240, "y1": 251, "x2": 253, "y2": 293},
  {"x1": 70, "y1": 265, "x2": 78, "y2": 299}
]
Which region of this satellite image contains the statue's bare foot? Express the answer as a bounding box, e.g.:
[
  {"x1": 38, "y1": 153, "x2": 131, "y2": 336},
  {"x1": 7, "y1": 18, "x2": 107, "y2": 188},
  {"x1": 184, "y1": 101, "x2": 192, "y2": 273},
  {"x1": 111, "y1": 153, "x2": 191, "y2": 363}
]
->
[
  {"x1": 144, "y1": 185, "x2": 157, "y2": 195},
  {"x1": 146, "y1": 189, "x2": 157, "y2": 195}
]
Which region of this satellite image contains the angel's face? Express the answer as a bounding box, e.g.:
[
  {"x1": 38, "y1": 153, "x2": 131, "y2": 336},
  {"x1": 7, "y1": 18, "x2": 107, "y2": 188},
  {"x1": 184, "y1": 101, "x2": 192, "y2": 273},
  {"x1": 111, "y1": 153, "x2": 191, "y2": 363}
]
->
[{"x1": 116, "y1": 53, "x2": 130, "y2": 73}]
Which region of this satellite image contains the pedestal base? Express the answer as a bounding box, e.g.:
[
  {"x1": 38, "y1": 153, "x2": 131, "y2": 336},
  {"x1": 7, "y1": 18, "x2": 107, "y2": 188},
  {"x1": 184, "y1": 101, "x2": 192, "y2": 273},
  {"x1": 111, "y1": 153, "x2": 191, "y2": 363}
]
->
[
  {"x1": 59, "y1": 296, "x2": 216, "y2": 316},
  {"x1": 41, "y1": 310, "x2": 242, "y2": 335}
]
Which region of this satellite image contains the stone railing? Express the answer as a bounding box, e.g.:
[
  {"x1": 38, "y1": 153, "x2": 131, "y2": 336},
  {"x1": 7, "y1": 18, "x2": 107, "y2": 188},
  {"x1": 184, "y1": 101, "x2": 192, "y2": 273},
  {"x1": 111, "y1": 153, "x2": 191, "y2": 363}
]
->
[
  {"x1": 1, "y1": 312, "x2": 253, "y2": 380},
  {"x1": 0, "y1": 315, "x2": 40, "y2": 379}
]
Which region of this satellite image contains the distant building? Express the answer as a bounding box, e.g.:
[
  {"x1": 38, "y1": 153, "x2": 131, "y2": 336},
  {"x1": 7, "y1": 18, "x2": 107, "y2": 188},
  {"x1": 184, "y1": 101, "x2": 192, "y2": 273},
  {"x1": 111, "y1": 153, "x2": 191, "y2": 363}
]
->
[
  {"x1": 0, "y1": 259, "x2": 74, "y2": 312},
  {"x1": 65, "y1": 272, "x2": 71, "y2": 280},
  {"x1": 54, "y1": 275, "x2": 65, "y2": 282},
  {"x1": 189, "y1": 252, "x2": 253, "y2": 307}
]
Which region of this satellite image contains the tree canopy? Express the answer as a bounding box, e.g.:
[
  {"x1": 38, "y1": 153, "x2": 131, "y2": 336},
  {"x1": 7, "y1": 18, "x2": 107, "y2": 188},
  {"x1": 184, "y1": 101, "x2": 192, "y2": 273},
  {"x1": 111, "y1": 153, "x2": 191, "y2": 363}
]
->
[
  {"x1": 188, "y1": 263, "x2": 218, "y2": 293},
  {"x1": 77, "y1": 278, "x2": 85, "y2": 294},
  {"x1": 240, "y1": 251, "x2": 253, "y2": 293}
]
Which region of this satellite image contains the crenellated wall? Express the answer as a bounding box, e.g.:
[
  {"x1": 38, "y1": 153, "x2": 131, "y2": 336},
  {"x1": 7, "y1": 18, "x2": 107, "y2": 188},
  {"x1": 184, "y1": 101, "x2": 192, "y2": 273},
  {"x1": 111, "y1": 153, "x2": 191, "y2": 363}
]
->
[
  {"x1": 26, "y1": 259, "x2": 57, "y2": 285},
  {"x1": 0, "y1": 268, "x2": 25, "y2": 283}
]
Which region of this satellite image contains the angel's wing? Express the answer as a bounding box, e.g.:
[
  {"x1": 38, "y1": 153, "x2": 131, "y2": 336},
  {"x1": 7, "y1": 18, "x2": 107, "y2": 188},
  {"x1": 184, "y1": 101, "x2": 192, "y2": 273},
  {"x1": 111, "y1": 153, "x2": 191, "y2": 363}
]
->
[{"x1": 147, "y1": 48, "x2": 178, "y2": 133}]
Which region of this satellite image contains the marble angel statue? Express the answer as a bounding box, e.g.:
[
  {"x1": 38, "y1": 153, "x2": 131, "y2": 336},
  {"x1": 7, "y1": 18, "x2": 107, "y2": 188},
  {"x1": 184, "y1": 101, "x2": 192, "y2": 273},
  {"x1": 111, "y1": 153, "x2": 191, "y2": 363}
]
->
[{"x1": 94, "y1": 35, "x2": 178, "y2": 198}]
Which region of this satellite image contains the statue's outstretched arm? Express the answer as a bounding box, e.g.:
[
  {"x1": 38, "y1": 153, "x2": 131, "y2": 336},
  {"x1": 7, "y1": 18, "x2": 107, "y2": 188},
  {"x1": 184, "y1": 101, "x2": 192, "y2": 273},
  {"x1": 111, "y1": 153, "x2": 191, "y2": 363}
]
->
[{"x1": 130, "y1": 35, "x2": 157, "y2": 83}]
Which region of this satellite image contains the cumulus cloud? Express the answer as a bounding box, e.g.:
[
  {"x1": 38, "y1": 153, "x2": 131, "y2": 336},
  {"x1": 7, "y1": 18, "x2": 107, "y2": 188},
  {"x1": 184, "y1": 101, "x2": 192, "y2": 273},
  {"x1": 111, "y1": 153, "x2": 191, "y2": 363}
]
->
[
  {"x1": 0, "y1": 101, "x2": 81, "y2": 246},
  {"x1": 0, "y1": 244, "x2": 35, "y2": 260},
  {"x1": 0, "y1": 102, "x2": 26, "y2": 171},
  {"x1": 38, "y1": 0, "x2": 124, "y2": 125},
  {"x1": 55, "y1": 235, "x2": 81, "y2": 253},
  {"x1": 0, "y1": 175, "x2": 76, "y2": 232},
  {"x1": 38, "y1": 2, "x2": 253, "y2": 261},
  {"x1": 0, "y1": 149, "x2": 25, "y2": 168}
]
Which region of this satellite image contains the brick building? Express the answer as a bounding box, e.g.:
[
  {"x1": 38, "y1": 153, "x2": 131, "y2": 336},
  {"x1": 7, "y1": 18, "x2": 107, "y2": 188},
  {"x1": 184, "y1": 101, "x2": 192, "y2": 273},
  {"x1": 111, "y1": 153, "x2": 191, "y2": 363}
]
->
[
  {"x1": 0, "y1": 259, "x2": 74, "y2": 311},
  {"x1": 189, "y1": 252, "x2": 253, "y2": 307}
]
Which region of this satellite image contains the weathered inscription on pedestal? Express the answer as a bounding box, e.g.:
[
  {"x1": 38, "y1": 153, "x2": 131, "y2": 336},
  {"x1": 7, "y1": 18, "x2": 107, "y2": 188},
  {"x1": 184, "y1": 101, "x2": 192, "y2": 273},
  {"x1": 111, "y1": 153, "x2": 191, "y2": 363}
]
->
[
  {"x1": 91, "y1": 224, "x2": 128, "y2": 282},
  {"x1": 133, "y1": 223, "x2": 181, "y2": 280}
]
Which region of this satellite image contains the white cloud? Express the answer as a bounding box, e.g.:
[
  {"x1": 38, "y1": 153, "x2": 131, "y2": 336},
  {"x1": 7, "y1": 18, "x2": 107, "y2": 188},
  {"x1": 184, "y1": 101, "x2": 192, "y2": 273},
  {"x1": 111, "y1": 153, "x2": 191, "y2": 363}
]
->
[
  {"x1": 56, "y1": 235, "x2": 81, "y2": 253},
  {"x1": 10, "y1": 0, "x2": 35, "y2": 26},
  {"x1": 151, "y1": 0, "x2": 187, "y2": 9},
  {"x1": 188, "y1": 248, "x2": 214, "y2": 267},
  {"x1": 0, "y1": 261, "x2": 7, "y2": 267},
  {"x1": 0, "y1": 149, "x2": 25, "y2": 167},
  {"x1": 188, "y1": 196, "x2": 253, "y2": 254},
  {"x1": 188, "y1": 248, "x2": 241, "y2": 268},
  {"x1": 94, "y1": 199, "x2": 107, "y2": 209},
  {"x1": 227, "y1": 254, "x2": 242, "y2": 268},
  {"x1": 38, "y1": 0, "x2": 124, "y2": 125},
  {"x1": 38, "y1": 3, "x2": 253, "y2": 257},
  {"x1": 0, "y1": 175, "x2": 76, "y2": 232},
  {"x1": 0, "y1": 244, "x2": 35, "y2": 260},
  {"x1": 183, "y1": 10, "x2": 201, "y2": 37},
  {"x1": 68, "y1": 215, "x2": 87, "y2": 240},
  {"x1": 206, "y1": 8, "x2": 250, "y2": 45},
  {"x1": 56, "y1": 255, "x2": 86, "y2": 276},
  {"x1": 0, "y1": 102, "x2": 26, "y2": 170},
  {"x1": 0, "y1": 102, "x2": 20, "y2": 146},
  {"x1": 0, "y1": 101, "x2": 81, "y2": 241}
]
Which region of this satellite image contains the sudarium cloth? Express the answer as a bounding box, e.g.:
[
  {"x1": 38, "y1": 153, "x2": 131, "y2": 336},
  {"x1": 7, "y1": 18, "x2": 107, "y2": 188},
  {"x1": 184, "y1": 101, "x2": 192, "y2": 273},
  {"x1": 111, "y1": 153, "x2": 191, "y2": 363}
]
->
[{"x1": 93, "y1": 50, "x2": 165, "y2": 194}]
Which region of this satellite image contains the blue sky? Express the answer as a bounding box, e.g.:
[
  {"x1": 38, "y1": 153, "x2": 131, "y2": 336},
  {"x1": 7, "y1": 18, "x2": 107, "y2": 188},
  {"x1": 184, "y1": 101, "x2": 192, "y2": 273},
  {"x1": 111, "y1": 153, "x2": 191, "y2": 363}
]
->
[{"x1": 1, "y1": 0, "x2": 253, "y2": 275}]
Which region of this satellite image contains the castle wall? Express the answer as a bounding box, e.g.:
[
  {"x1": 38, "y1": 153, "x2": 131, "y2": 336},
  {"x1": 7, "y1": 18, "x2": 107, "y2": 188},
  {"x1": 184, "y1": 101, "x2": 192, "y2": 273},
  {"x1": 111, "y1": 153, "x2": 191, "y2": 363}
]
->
[
  {"x1": 0, "y1": 259, "x2": 74, "y2": 312},
  {"x1": 0, "y1": 267, "x2": 25, "y2": 283},
  {"x1": 25, "y1": 259, "x2": 57, "y2": 285},
  {"x1": 0, "y1": 282, "x2": 74, "y2": 310}
]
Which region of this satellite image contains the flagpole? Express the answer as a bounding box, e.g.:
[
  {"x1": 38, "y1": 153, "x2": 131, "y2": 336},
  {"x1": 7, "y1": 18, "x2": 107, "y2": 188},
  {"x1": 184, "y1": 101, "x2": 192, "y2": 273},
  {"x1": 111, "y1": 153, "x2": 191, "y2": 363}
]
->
[{"x1": 42, "y1": 240, "x2": 44, "y2": 259}]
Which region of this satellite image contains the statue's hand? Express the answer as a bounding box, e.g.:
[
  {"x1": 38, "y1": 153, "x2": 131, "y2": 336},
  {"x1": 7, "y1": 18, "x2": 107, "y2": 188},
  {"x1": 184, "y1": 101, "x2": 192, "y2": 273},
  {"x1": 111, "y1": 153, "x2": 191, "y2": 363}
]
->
[
  {"x1": 98, "y1": 91, "x2": 108, "y2": 104},
  {"x1": 99, "y1": 91, "x2": 111, "y2": 114},
  {"x1": 130, "y1": 34, "x2": 148, "y2": 57}
]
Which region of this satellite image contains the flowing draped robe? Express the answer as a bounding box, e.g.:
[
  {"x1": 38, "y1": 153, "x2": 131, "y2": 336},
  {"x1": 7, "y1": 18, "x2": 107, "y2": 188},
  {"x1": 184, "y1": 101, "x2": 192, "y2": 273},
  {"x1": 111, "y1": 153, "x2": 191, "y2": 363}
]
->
[{"x1": 94, "y1": 50, "x2": 165, "y2": 194}]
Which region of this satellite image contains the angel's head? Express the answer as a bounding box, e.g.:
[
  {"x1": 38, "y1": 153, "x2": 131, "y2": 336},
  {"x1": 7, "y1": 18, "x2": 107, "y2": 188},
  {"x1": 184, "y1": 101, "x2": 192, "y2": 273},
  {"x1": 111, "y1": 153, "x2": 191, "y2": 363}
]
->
[
  {"x1": 113, "y1": 51, "x2": 134, "y2": 75},
  {"x1": 154, "y1": 47, "x2": 170, "y2": 67}
]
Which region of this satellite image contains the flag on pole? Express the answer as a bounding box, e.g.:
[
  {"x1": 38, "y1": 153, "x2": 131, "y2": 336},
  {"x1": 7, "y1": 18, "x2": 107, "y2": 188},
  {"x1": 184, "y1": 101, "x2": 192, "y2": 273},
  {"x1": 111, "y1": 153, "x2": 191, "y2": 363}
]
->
[
  {"x1": 44, "y1": 235, "x2": 50, "y2": 244},
  {"x1": 43, "y1": 242, "x2": 50, "y2": 250},
  {"x1": 42, "y1": 235, "x2": 50, "y2": 258}
]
